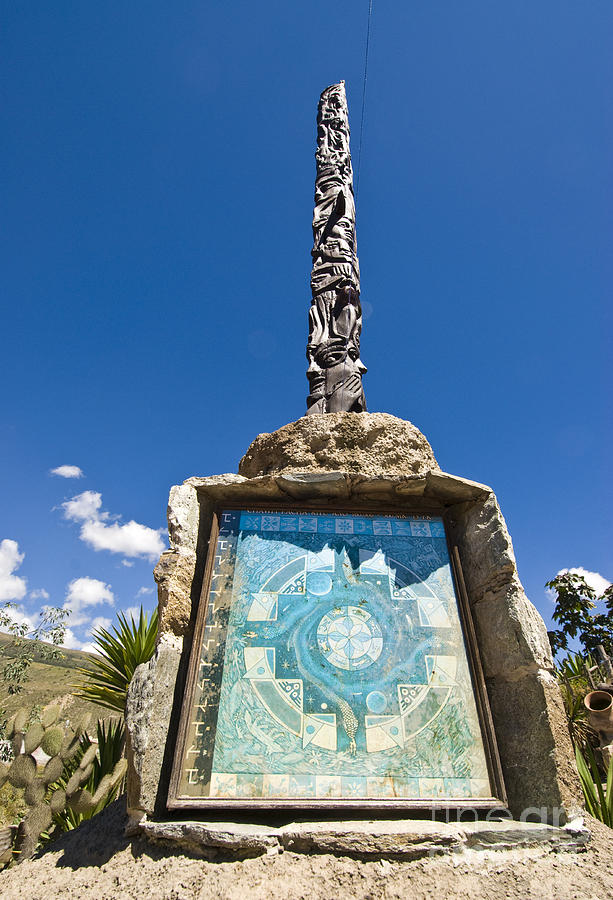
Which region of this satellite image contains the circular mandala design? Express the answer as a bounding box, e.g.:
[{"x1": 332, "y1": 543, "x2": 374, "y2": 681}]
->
[{"x1": 317, "y1": 605, "x2": 383, "y2": 671}]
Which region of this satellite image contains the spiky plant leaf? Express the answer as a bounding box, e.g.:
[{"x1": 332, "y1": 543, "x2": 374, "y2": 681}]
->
[
  {"x1": 605, "y1": 751, "x2": 613, "y2": 827},
  {"x1": 575, "y1": 744, "x2": 613, "y2": 827},
  {"x1": 73, "y1": 607, "x2": 157, "y2": 713}
]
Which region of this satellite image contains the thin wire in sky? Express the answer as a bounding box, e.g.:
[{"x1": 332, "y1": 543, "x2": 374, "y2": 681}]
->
[{"x1": 356, "y1": 0, "x2": 373, "y2": 200}]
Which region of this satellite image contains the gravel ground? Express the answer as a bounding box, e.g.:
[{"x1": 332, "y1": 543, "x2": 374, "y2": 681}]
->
[{"x1": 1, "y1": 800, "x2": 612, "y2": 900}]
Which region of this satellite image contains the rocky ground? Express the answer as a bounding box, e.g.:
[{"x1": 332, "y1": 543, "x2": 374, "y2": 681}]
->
[{"x1": 1, "y1": 801, "x2": 612, "y2": 900}]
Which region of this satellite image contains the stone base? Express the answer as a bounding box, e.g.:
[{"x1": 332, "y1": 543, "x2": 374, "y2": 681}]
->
[
  {"x1": 138, "y1": 816, "x2": 590, "y2": 860},
  {"x1": 126, "y1": 413, "x2": 583, "y2": 826},
  {"x1": 238, "y1": 412, "x2": 439, "y2": 477}
]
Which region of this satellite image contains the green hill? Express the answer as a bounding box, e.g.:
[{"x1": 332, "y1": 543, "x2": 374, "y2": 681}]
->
[{"x1": 0, "y1": 633, "x2": 113, "y2": 726}]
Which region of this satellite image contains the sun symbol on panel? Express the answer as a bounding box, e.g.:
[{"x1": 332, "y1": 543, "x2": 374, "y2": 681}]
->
[{"x1": 317, "y1": 605, "x2": 383, "y2": 671}]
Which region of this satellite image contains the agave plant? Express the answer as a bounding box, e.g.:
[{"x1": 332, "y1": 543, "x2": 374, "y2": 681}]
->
[
  {"x1": 74, "y1": 607, "x2": 158, "y2": 713},
  {"x1": 575, "y1": 742, "x2": 613, "y2": 828},
  {"x1": 554, "y1": 652, "x2": 598, "y2": 755}
]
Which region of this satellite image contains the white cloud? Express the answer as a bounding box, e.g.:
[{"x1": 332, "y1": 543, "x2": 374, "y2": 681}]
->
[
  {"x1": 30, "y1": 588, "x2": 50, "y2": 601},
  {"x1": 63, "y1": 577, "x2": 114, "y2": 627},
  {"x1": 88, "y1": 616, "x2": 112, "y2": 635},
  {"x1": 80, "y1": 641, "x2": 101, "y2": 655},
  {"x1": 121, "y1": 560, "x2": 134, "y2": 568},
  {"x1": 61, "y1": 491, "x2": 165, "y2": 562},
  {"x1": 122, "y1": 606, "x2": 140, "y2": 622},
  {"x1": 80, "y1": 519, "x2": 164, "y2": 561},
  {"x1": 0, "y1": 604, "x2": 34, "y2": 635},
  {"x1": 62, "y1": 491, "x2": 104, "y2": 523},
  {"x1": 61, "y1": 627, "x2": 81, "y2": 649},
  {"x1": 0, "y1": 539, "x2": 27, "y2": 602},
  {"x1": 556, "y1": 567, "x2": 611, "y2": 597},
  {"x1": 136, "y1": 586, "x2": 154, "y2": 597},
  {"x1": 50, "y1": 465, "x2": 84, "y2": 479}
]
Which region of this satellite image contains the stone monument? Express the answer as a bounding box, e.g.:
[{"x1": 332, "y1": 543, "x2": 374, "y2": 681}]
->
[{"x1": 124, "y1": 83, "x2": 585, "y2": 858}]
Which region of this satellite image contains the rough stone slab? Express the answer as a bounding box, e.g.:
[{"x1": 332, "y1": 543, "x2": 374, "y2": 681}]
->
[
  {"x1": 138, "y1": 817, "x2": 590, "y2": 859},
  {"x1": 280, "y1": 819, "x2": 464, "y2": 858},
  {"x1": 460, "y1": 817, "x2": 590, "y2": 851},
  {"x1": 181, "y1": 469, "x2": 491, "y2": 509},
  {"x1": 125, "y1": 635, "x2": 183, "y2": 819},
  {"x1": 472, "y1": 577, "x2": 554, "y2": 681},
  {"x1": 275, "y1": 471, "x2": 350, "y2": 499},
  {"x1": 446, "y1": 495, "x2": 517, "y2": 601},
  {"x1": 351, "y1": 476, "x2": 408, "y2": 497},
  {"x1": 140, "y1": 820, "x2": 280, "y2": 857},
  {"x1": 154, "y1": 549, "x2": 197, "y2": 637},
  {"x1": 185, "y1": 473, "x2": 247, "y2": 489},
  {"x1": 444, "y1": 491, "x2": 582, "y2": 817},
  {"x1": 238, "y1": 413, "x2": 439, "y2": 478},
  {"x1": 425, "y1": 470, "x2": 491, "y2": 502},
  {"x1": 167, "y1": 484, "x2": 200, "y2": 555},
  {"x1": 185, "y1": 473, "x2": 286, "y2": 502},
  {"x1": 393, "y1": 475, "x2": 428, "y2": 495},
  {"x1": 487, "y1": 671, "x2": 582, "y2": 819}
]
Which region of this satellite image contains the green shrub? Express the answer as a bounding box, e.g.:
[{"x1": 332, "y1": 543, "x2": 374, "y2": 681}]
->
[{"x1": 73, "y1": 607, "x2": 157, "y2": 713}]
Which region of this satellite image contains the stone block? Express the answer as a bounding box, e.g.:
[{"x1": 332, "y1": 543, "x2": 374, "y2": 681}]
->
[
  {"x1": 137, "y1": 816, "x2": 590, "y2": 859},
  {"x1": 280, "y1": 819, "x2": 464, "y2": 858},
  {"x1": 140, "y1": 820, "x2": 280, "y2": 857},
  {"x1": 238, "y1": 412, "x2": 439, "y2": 478},
  {"x1": 487, "y1": 670, "x2": 582, "y2": 819},
  {"x1": 137, "y1": 415, "x2": 582, "y2": 833},
  {"x1": 167, "y1": 484, "x2": 199, "y2": 555},
  {"x1": 424, "y1": 470, "x2": 491, "y2": 503},
  {"x1": 447, "y1": 495, "x2": 517, "y2": 601},
  {"x1": 125, "y1": 634, "x2": 183, "y2": 820},
  {"x1": 274, "y1": 471, "x2": 350, "y2": 499},
  {"x1": 154, "y1": 550, "x2": 196, "y2": 637},
  {"x1": 471, "y1": 577, "x2": 554, "y2": 680}
]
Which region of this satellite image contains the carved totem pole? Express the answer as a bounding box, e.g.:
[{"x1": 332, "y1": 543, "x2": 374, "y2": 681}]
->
[{"x1": 306, "y1": 81, "x2": 367, "y2": 414}]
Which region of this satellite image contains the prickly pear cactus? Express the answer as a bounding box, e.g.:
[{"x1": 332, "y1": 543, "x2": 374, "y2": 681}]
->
[{"x1": 0, "y1": 705, "x2": 127, "y2": 865}]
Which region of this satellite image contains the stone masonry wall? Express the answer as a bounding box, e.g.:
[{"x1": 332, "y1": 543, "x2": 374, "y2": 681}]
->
[{"x1": 125, "y1": 414, "x2": 581, "y2": 824}]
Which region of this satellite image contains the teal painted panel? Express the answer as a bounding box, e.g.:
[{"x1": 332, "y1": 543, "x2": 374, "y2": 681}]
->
[{"x1": 177, "y1": 509, "x2": 493, "y2": 802}]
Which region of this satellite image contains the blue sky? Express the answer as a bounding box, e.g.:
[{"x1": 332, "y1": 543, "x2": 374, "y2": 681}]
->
[{"x1": 1, "y1": 2, "x2": 611, "y2": 653}]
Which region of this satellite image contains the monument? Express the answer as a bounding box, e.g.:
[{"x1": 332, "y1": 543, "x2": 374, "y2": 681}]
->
[
  {"x1": 306, "y1": 82, "x2": 366, "y2": 414},
  {"x1": 124, "y1": 83, "x2": 585, "y2": 857}
]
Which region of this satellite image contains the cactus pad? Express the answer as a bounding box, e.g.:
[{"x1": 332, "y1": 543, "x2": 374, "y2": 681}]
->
[
  {"x1": 24, "y1": 723, "x2": 45, "y2": 755},
  {"x1": 40, "y1": 726, "x2": 64, "y2": 758},
  {"x1": 41, "y1": 705, "x2": 60, "y2": 728},
  {"x1": 41, "y1": 754, "x2": 64, "y2": 785},
  {"x1": 8, "y1": 753, "x2": 36, "y2": 789}
]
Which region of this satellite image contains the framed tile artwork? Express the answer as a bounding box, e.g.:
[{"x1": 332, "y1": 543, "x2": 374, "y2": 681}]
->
[{"x1": 168, "y1": 507, "x2": 506, "y2": 809}]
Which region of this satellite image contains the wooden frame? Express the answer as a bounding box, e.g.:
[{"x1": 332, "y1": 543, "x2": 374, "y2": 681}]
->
[{"x1": 168, "y1": 502, "x2": 506, "y2": 811}]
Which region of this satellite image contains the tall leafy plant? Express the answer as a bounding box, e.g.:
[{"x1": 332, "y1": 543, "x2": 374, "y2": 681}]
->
[
  {"x1": 547, "y1": 572, "x2": 613, "y2": 658},
  {"x1": 74, "y1": 607, "x2": 158, "y2": 713},
  {"x1": 554, "y1": 652, "x2": 597, "y2": 755},
  {"x1": 575, "y1": 742, "x2": 613, "y2": 828},
  {"x1": 0, "y1": 603, "x2": 69, "y2": 697}
]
